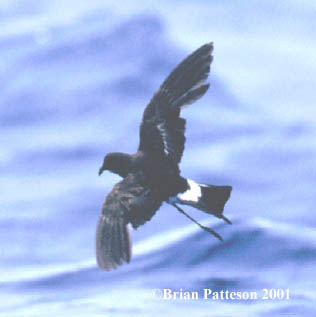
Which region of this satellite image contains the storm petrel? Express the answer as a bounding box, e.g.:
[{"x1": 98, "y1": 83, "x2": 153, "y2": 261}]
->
[{"x1": 97, "y1": 43, "x2": 232, "y2": 271}]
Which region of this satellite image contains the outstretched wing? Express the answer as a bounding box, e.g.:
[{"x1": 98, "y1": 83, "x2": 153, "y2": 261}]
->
[
  {"x1": 138, "y1": 43, "x2": 213, "y2": 164},
  {"x1": 96, "y1": 173, "x2": 162, "y2": 271}
]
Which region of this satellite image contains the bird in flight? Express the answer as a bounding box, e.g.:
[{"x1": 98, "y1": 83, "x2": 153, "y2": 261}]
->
[{"x1": 97, "y1": 43, "x2": 232, "y2": 271}]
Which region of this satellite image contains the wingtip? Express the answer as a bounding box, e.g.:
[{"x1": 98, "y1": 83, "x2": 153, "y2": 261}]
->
[
  {"x1": 198, "y1": 42, "x2": 214, "y2": 55},
  {"x1": 96, "y1": 213, "x2": 132, "y2": 272},
  {"x1": 205, "y1": 42, "x2": 214, "y2": 52}
]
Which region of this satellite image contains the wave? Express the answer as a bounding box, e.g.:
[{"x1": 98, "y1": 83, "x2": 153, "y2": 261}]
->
[
  {"x1": 4, "y1": 217, "x2": 316, "y2": 289},
  {"x1": 1, "y1": 13, "x2": 241, "y2": 128}
]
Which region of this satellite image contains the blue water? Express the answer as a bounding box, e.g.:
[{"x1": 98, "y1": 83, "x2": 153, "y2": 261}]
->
[{"x1": 1, "y1": 1, "x2": 316, "y2": 316}]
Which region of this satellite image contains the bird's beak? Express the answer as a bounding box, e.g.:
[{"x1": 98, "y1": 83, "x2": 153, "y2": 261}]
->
[{"x1": 98, "y1": 166, "x2": 104, "y2": 176}]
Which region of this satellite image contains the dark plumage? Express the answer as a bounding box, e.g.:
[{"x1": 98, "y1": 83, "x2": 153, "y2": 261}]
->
[{"x1": 97, "y1": 43, "x2": 232, "y2": 271}]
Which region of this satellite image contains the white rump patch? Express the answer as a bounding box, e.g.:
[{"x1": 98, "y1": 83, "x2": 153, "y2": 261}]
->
[{"x1": 178, "y1": 179, "x2": 202, "y2": 203}]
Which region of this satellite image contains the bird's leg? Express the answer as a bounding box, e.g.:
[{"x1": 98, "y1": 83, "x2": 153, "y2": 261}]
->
[
  {"x1": 221, "y1": 215, "x2": 232, "y2": 225},
  {"x1": 171, "y1": 203, "x2": 223, "y2": 241}
]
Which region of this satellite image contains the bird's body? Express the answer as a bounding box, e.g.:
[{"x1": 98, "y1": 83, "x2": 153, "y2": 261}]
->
[{"x1": 97, "y1": 43, "x2": 232, "y2": 271}]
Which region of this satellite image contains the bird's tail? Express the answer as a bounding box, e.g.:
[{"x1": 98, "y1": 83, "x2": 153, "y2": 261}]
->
[{"x1": 169, "y1": 179, "x2": 232, "y2": 222}]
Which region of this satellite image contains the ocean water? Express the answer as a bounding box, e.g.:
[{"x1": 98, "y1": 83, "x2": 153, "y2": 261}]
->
[{"x1": 1, "y1": 1, "x2": 316, "y2": 316}]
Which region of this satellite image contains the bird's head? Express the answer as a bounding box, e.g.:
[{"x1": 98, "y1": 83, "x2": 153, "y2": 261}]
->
[{"x1": 98, "y1": 152, "x2": 131, "y2": 178}]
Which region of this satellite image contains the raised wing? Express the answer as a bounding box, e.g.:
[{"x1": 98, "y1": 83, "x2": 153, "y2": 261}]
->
[
  {"x1": 96, "y1": 173, "x2": 162, "y2": 271},
  {"x1": 138, "y1": 43, "x2": 213, "y2": 164}
]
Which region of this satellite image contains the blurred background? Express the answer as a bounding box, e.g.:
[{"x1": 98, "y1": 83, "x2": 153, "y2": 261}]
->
[{"x1": 1, "y1": 1, "x2": 316, "y2": 316}]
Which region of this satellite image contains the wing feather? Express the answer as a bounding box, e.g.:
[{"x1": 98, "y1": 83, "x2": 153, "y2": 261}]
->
[
  {"x1": 96, "y1": 173, "x2": 162, "y2": 271},
  {"x1": 138, "y1": 43, "x2": 213, "y2": 164}
]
